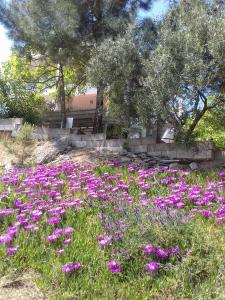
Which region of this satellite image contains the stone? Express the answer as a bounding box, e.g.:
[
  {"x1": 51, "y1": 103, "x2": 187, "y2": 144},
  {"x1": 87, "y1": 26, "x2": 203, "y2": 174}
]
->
[
  {"x1": 32, "y1": 137, "x2": 69, "y2": 164},
  {"x1": 119, "y1": 156, "x2": 131, "y2": 163},
  {"x1": 189, "y1": 162, "x2": 199, "y2": 170},
  {"x1": 169, "y1": 162, "x2": 179, "y2": 169}
]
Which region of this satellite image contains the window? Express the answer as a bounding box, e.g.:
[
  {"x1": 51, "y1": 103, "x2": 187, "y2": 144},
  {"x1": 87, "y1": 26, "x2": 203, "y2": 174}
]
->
[{"x1": 90, "y1": 100, "x2": 93, "y2": 104}]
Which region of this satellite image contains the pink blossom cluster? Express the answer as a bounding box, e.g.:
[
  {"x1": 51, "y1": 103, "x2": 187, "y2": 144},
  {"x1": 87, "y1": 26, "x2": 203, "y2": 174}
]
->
[{"x1": 0, "y1": 161, "x2": 224, "y2": 275}]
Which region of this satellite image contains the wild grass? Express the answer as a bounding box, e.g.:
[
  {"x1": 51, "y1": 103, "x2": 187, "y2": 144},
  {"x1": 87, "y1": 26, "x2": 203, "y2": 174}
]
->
[{"x1": 0, "y1": 162, "x2": 224, "y2": 299}]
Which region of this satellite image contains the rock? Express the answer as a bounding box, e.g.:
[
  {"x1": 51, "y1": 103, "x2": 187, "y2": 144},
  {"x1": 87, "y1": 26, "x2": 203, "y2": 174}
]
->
[
  {"x1": 189, "y1": 162, "x2": 199, "y2": 170},
  {"x1": 66, "y1": 146, "x2": 73, "y2": 152},
  {"x1": 32, "y1": 137, "x2": 69, "y2": 164},
  {"x1": 118, "y1": 156, "x2": 131, "y2": 163},
  {"x1": 199, "y1": 161, "x2": 223, "y2": 170},
  {"x1": 169, "y1": 162, "x2": 179, "y2": 169},
  {"x1": 127, "y1": 153, "x2": 137, "y2": 159}
]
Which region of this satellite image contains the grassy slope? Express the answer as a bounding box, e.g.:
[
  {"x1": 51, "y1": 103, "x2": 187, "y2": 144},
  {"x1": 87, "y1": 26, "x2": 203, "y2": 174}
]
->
[{"x1": 0, "y1": 165, "x2": 224, "y2": 300}]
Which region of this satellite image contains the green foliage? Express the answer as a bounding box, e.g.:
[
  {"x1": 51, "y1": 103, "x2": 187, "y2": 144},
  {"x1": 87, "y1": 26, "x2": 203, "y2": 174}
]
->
[
  {"x1": 15, "y1": 122, "x2": 34, "y2": 145},
  {"x1": 2, "y1": 123, "x2": 35, "y2": 165},
  {"x1": 0, "y1": 165, "x2": 224, "y2": 299},
  {"x1": 140, "y1": 0, "x2": 225, "y2": 142},
  {"x1": 0, "y1": 0, "x2": 154, "y2": 131},
  {"x1": 193, "y1": 108, "x2": 225, "y2": 149},
  {"x1": 88, "y1": 22, "x2": 157, "y2": 128},
  {"x1": 0, "y1": 53, "x2": 47, "y2": 123}
]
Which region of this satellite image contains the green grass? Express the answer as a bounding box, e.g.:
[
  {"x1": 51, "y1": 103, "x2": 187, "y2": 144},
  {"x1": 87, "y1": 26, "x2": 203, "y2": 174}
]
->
[{"x1": 0, "y1": 164, "x2": 224, "y2": 299}]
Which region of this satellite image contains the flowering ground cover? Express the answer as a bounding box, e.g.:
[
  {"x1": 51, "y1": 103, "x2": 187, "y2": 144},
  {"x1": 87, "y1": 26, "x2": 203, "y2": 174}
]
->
[{"x1": 0, "y1": 161, "x2": 224, "y2": 299}]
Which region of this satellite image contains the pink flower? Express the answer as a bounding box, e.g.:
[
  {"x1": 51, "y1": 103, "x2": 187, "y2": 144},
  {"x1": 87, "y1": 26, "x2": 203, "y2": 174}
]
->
[
  {"x1": 6, "y1": 246, "x2": 17, "y2": 256},
  {"x1": 63, "y1": 227, "x2": 74, "y2": 235},
  {"x1": 24, "y1": 224, "x2": 39, "y2": 231},
  {"x1": 48, "y1": 217, "x2": 60, "y2": 225},
  {"x1": 107, "y1": 260, "x2": 121, "y2": 273},
  {"x1": 46, "y1": 234, "x2": 58, "y2": 242},
  {"x1": 146, "y1": 261, "x2": 159, "y2": 273},
  {"x1": 56, "y1": 249, "x2": 65, "y2": 254},
  {"x1": 63, "y1": 261, "x2": 81, "y2": 273},
  {"x1": 0, "y1": 234, "x2": 13, "y2": 244},
  {"x1": 139, "y1": 199, "x2": 149, "y2": 206},
  {"x1": 64, "y1": 238, "x2": 71, "y2": 245},
  {"x1": 144, "y1": 244, "x2": 155, "y2": 257}
]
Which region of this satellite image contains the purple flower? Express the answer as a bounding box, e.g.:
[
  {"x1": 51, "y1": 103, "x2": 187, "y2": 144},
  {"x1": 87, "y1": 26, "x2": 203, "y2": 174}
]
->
[
  {"x1": 146, "y1": 261, "x2": 159, "y2": 273},
  {"x1": 170, "y1": 246, "x2": 179, "y2": 257},
  {"x1": 144, "y1": 244, "x2": 155, "y2": 257},
  {"x1": 107, "y1": 260, "x2": 121, "y2": 273},
  {"x1": 63, "y1": 261, "x2": 81, "y2": 273},
  {"x1": 52, "y1": 228, "x2": 63, "y2": 235},
  {"x1": 63, "y1": 227, "x2": 74, "y2": 235},
  {"x1": 48, "y1": 217, "x2": 60, "y2": 225},
  {"x1": 6, "y1": 246, "x2": 17, "y2": 257},
  {"x1": 56, "y1": 249, "x2": 65, "y2": 254},
  {"x1": 46, "y1": 234, "x2": 58, "y2": 242},
  {"x1": 0, "y1": 234, "x2": 13, "y2": 244},
  {"x1": 156, "y1": 248, "x2": 170, "y2": 259},
  {"x1": 24, "y1": 224, "x2": 39, "y2": 231},
  {"x1": 219, "y1": 172, "x2": 225, "y2": 178},
  {"x1": 98, "y1": 239, "x2": 111, "y2": 247},
  {"x1": 64, "y1": 238, "x2": 71, "y2": 245},
  {"x1": 139, "y1": 199, "x2": 149, "y2": 206}
]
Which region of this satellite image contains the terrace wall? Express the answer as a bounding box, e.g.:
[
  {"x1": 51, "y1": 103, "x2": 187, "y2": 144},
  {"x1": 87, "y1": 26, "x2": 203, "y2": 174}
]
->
[
  {"x1": 29, "y1": 128, "x2": 225, "y2": 161},
  {"x1": 0, "y1": 118, "x2": 23, "y2": 136},
  {"x1": 130, "y1": 140, "x2": 215, "y2": 161},
  {"x1": 1, "y1": 121, "x2": 224, "y2": 162}
]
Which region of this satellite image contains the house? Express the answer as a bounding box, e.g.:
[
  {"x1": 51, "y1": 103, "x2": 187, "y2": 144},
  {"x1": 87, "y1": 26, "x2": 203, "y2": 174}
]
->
[{"x1": 54, "y1": 88, "x2": 97, "y2": 112}]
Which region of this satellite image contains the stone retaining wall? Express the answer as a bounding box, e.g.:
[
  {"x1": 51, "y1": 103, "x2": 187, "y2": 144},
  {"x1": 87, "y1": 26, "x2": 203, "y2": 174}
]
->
[
  {"x1": 214, "y1": 150, "x2": 225, "y2": 162},
  {"x1": 0, "y1": 118, "x2": 23, "y2": 136},
  {"x1": 145, "y1": 142, "x2": 214, "y2": 161},
  {"x1": 33, "y1": 127, "x2": 71, "y2": 140},
  {"x1": 7, "y1": 125, "x2": 224, "y2": 162}
]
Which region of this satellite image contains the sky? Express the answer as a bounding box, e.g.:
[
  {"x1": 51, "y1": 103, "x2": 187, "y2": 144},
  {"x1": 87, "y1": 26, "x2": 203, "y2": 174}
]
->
[{"x1": 0, "y1": 0, "x2": 169, "y2": 64}]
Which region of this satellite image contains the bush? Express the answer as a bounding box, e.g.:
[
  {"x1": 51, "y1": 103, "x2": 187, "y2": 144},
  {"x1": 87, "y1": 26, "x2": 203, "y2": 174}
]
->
[
  {"x1": 15, "y1": 123, "x2": 34, "y2": 145},
  {"x1": 2, "y1": 123, "x2": 35, "y2": 165},
  {"x1": 193, "y1": 110, "x2": 225, "y2": 149}
]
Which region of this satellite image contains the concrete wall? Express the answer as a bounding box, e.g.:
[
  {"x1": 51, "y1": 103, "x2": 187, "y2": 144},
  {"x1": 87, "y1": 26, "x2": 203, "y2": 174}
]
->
[
  {"x1": 215, "y1": 150, "x2": 225, "y2": 162},
  {"x1": 0, "y1": 118, "x2": 23, "y2": 137},
  {"x1": 128, "y1": 137, "x2": 156, "y2": 153},
  {"x1": 14, "y1": 125, "x2": 225, "y2": 161},
  {"x1": 145, "y1": 142, "x2": 215, "y2": 161},
  {"x1": 33, "y1": 127, "x2": 71, "y2": 140},
  {"x1": 70, "y1": 133, "x2": 125, "y2": 152}
]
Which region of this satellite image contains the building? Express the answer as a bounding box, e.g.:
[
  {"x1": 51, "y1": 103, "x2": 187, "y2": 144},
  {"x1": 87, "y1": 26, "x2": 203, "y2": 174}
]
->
[{"x1": 54, "y1": 88, "x2": 97, "y2": 112}]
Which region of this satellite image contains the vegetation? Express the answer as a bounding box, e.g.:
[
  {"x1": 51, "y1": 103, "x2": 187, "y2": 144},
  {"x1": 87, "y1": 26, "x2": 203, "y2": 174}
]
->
[
  {"x1": 2, "y1": 123, "x2": 35, "y2": 165},
  {"x1": 138, "y1": 0, "x2": 225, "y2": 142},
  {"x1": 0, "y1": 0, "x2": 224, "y2": 143},
  {"x1": 0, "y1": 0, "x2": 152, "y2": 131},
  {"x1": 0, "y1": 53, "x2": 46, "y2": 123},
  {"x1": 0, "y1": 161, "x2": 224, "y2": 299}
]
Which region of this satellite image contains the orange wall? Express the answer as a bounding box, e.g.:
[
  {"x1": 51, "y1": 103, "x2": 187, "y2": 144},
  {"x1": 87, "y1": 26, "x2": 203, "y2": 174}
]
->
[{"x1": 66, "y1": 94, "x2": 97, "y2": 111}]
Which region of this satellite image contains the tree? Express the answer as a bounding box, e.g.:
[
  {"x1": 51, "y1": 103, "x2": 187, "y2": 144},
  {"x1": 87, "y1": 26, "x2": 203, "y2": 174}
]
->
[
  {"x1": 88, "y1": 19, "x2": 157, "y2": 130},
  {"x1": 139, "y1": 0, "x2": 225, "y2": 142},
  {"x1": 193, "y1": 101, "x2": 225, "y2": 149},
  {"x1": 0, "y1": 0, "x2": 86, "y2": 126},
  {"x1": 0, "y1": 0, "x2": 153, "y2": 132},
  {"x1": 0, "y1": 53, "x2": 46, "y2": 123},
  {"x1": 72, "y1": 0, "x2": 153, "y2": 132}
]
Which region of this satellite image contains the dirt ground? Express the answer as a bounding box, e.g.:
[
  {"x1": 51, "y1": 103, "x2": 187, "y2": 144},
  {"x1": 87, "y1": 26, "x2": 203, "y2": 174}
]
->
[
  {"x1": 0, "y1": 144, "x2": 14, "y2": 169},
  {"x1": 0, "y1": 272, "x2": 47, "y2": 300}
]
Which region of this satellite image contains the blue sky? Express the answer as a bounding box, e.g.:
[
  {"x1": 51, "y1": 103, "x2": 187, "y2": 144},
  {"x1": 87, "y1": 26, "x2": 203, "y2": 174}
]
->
[{"x1": 0, "y1": 0, "x2": 169, "y2": 63}]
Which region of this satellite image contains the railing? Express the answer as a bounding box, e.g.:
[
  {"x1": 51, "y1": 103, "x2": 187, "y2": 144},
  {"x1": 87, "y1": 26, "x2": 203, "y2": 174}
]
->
[{"x1": 42, "y1": 109, "x2": 122, "y2": 128}]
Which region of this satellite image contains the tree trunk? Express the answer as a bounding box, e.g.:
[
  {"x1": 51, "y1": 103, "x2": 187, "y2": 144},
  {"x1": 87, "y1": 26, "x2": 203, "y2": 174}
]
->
[
  {"x1": 184, "y1": 107, "x2": 208, "y2": 143},
  {"x1": 93, "y1": 82, "x2": 104, "y2": 133},
  {"x1": 58, "y1": 63, "x2": 66, "y2": 128}
]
